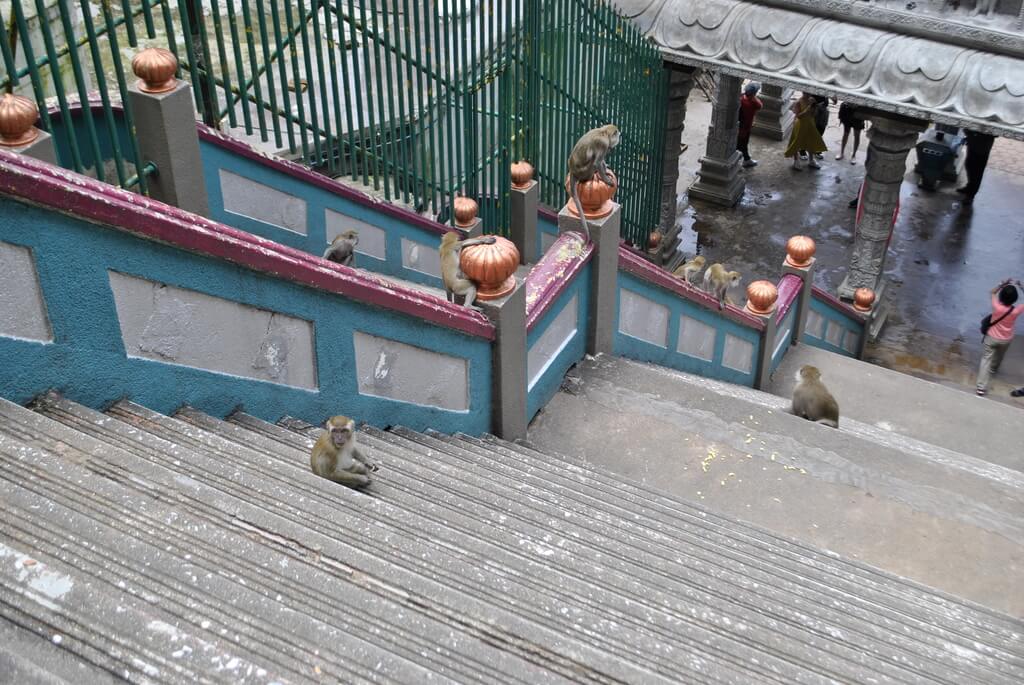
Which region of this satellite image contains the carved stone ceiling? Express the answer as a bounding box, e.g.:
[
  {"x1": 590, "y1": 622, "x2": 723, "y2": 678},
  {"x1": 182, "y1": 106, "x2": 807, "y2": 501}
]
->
[{"x1": 615, "y1": 0, "x2": 1024, "y2": 140}]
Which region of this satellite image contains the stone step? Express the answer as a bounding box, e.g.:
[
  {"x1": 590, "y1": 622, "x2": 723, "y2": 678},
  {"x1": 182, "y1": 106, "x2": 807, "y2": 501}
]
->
[
  {"x1": 525, "y1": 355, "x2": 1024, "y2": 618},
  {"x1": 769, "y1": 345, "x2": 1024, "y2": 472},
  {"x1": 22, "y1": 395, "x2": 628, "y2": 683}
]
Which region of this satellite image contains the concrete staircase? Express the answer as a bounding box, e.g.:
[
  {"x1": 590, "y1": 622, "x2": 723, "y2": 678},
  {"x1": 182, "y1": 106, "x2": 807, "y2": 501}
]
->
[
  {"x1": 527, "y1": 353, "x2": 1024, "y2": 619},
  {"x1": 2, "y1": 393, "x2": 1022, "y2": 682}
]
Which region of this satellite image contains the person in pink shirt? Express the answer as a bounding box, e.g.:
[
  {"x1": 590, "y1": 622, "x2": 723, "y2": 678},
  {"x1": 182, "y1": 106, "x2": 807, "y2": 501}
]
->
[{"x1": 976, "y1": 279, "x2": 1024, "y2": 396}]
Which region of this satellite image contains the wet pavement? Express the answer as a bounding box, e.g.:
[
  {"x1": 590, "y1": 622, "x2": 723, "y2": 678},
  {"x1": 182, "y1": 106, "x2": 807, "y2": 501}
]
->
[{"x1": 674, "y1": 90, "x2": 1024, "y2": 407}]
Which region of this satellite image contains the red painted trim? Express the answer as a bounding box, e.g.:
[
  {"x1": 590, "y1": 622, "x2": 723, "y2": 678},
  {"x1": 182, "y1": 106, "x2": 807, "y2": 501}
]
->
[
  {"x1": 196, "y1": 125, "x2": 463, "y2": 238},
  {"x1": 811, "y1": 285, "x2": 867, "y2": 323},
  {"x1": 774, "y1": 274, "x2": 803, "y2": 325},
  {"x1": 617, "y1": 247, "x2": 766, "y2": 331},
  {"x1": 525, "y1": 232, "x2": 594, "y2": 332},
  {"x1": 0, "y1": 150, "x2": 495, "y2": 340}
]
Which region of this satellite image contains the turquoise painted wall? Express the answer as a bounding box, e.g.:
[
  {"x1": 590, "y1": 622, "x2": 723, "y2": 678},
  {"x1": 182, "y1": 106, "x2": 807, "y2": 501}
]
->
[
  {"x1": 803, "y1": 296, "x2": 862, "y2": 358},
  {"x1": 526, "y1": 264, "x2": 591, "y2": 421},
  {"x1": 614, "y1": 272, "x2": 761, "y2": 386},
  {"x1": 770, "y1": 307, "x2": 798, "y2": 374},
  {"x1": 0, "y1": 197, "x2": 492, "y2": 433}
]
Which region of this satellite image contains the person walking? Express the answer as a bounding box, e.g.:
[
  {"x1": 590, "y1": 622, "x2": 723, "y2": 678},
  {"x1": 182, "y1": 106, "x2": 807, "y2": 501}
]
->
[
  {"x1": 958, "y1": 130, "x2": 996, "y2": 206},
  {"x1": 836, "y1": 101, "x2": 863, "y2": 163},
  {"x1": 785, "y1": 93, "x2": 827, "y2": 170},
  {"x1": 812, "y1": 95, "x2": 832, "y2": 161},
  {"x1": 976, "y1": 279, "x2": 1024, "y2": 396},
  {"x1": 737, "y1": 82, "x2": 763, "y2": 168}
]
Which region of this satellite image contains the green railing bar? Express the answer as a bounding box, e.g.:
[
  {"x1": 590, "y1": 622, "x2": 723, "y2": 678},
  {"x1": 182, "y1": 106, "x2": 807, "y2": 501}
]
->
[
  {"x1": 310, "y1": 0, "x2": 338, "y2": 175},
  {"x1": 297, "y1": 0, "x2": 325, "y2": 167},
  {"x1": 407, "y1": 0, "x2": 429, "y2": 209},
  {"x1": 123, "y1": 160, "x2": 158, "y2": 189},
  {"x1": 55, "y1": 0, "x2": 108, "y2": 183},
  {"x1": 189, "y1": 0, "x2": 223, "y2": 127},
  {"x1": 356, "y1": 0, "x2": 380, "y2": 188},
  {"x1": 30, "y1": 0, "x2": 83, "y2": 171},
  {"x1": 155, "y1": 0, "x2": 180, "y2": 72},
  {"x1": 328, "y1": 0, "x2": 356, "y2": 178},
  {"x1": 384, "y1": 0, "x2": 407, "y2": 202},
  {"x1": 252, "y1": 0, "x2": 282, "y2": 148},
  {"x1": 369, "y1": 0, "x2": 392, "y2": 200},
  {"x1": 224, "y1": 0, "x2": 252, "y2": 134},
  {"x1": 77, "y1": 0, "x2": 129, "y2": 187},
  {"x1": 98, "y1": 0, "x2": 150, "y2": 194},
  {"x1": 8, "y1": 0, "x2": 53, "y2": 132},
  {"x1": 268, "y1": 0, "x2": 296, "y2": 150},
  {"x1": 1, "y1": 7, "x2": 21, "y2": 89},
  {"x1": 173, "y1": 0, "x2": 205, "y2": 116},
  {"x1": 139, "y1": 0, "x2": 157, "y2": 39},
  {"x1": 283, "y1": 2, "x2": 311, "y2": 161},
  {"x1": 208, "y1": 0, "x2": 237, "y2": 129},
  {"x1": 119, "y1": 0, "x2": 139, "y2": 46},
  {"x1": 344, "y1": 0, "x2": 367, "y2": 185},
  {"x1": 238, "y1": 0, "x2": 269, "y2": 141}
]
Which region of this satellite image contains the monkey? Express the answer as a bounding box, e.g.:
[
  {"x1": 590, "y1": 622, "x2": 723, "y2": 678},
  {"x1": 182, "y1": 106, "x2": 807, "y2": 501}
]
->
[
  {"x1": 702, "y1": 263, "x2": 742, "y2": 310},
  {"x1": 567, "y1": 124, "x2": 620, "y2": 241},
  {"x1": 323, "y1": 229, "x2": 359, "y2": 267},
  {"x1": 791, "y1": 365, "x2": 839, "y2": 428},
  {"x1": 310, "y1": 415, "x2": 376, "y2": 488},
  {"x1": 672, "y1": 255, "x2": 706, "y2": 285},
  {"x1": 439, "y1": 231, "x2": 496, "y2": 309}
]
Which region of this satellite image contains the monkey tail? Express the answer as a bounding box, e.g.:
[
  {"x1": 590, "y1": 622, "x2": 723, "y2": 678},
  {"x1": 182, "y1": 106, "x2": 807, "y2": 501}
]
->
[{"x1": 570, "y1": 180, "x2": 591, "y2": 242}]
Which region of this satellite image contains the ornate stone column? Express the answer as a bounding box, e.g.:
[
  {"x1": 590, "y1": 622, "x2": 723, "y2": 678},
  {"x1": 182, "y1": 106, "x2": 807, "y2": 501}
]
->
[
  {"x1": 688, "y1": 73, "x2": 745, "y2": 207},
  {"x1": 657, "y1": 64, "x2": 696, "y2": 236},
  {"x1": 838, "y1": 115, "x2": 927, "y2": 300},
  {"x1": 751, "y1": 83, "x2": 795, "y2": 141}
]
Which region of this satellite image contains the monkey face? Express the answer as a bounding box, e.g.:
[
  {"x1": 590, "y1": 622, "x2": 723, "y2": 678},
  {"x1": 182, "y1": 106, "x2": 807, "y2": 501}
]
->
[
  {"x1": 343, "y1": 230, "x2": 359, "y2": 244},
  {"x1": 330, "y1": 425, "x2": 352, "y2": 448}
]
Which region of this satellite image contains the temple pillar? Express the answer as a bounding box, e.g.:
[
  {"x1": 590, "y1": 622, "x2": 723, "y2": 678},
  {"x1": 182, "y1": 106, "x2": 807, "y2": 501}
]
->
[
  {"x1": 839, "y1": 115, "x2": 928, "y2": 300},
  {"x1": 750, "y1": 83, "x2": 794, "y2": 141},
  {"x1": 657, "y1": 64, "x2": 696, "y2": 236},
  {"x1": 687, "y1": 73, "x2": 745, "y2": 207}
]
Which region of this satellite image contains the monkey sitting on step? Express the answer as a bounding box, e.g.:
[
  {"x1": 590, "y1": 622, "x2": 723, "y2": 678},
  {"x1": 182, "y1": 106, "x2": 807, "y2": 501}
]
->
[
  {"x1": 310, "y1": 415, "x2": 377, "y2": 488},
  {"x1": 440, "y1": 231, "x2": 496, "y2": 309},
  {"x1": 791, "y1": 365, "x2": 839, "y2": 428},
  {"x1": 567, "y1": 124, "x2": 620, "y2": 241}
]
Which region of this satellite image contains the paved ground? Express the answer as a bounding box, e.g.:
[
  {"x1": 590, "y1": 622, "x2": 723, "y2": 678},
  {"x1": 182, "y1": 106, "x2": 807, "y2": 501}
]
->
[{"x1": 674, "y1": 90, "x2": 1024, "y2": 407}]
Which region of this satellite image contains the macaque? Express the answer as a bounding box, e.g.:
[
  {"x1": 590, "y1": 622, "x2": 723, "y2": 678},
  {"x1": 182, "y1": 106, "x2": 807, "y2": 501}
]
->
[
  {"x1": 791, "y1": 365, "x2": 839, "y2": 428},
  {"x1": 439, "y1": 231, "x2": 496, "y2": 309},
  {"x1": 323, "y1": 229, "x2": 359, "y2": 267},
  {"x1": 702, "y1": 263, "x2": 742, "y2": 310},
  {"x1": 310, "y1": 415, "x2": 376, "y2": 488},
  {"x1": 567, "y1": 124, "x2": 621, "y2": 240},
  {"x1": 672, "y1": 256, "x2": 706, "y2": 285}
]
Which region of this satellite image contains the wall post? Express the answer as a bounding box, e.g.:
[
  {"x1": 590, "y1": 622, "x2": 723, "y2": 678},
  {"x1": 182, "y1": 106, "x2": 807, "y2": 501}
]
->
[
  {"x1": 558, "y1": 204, "x2": 620, "y2": 356},
  {"x1": 127, "y1": 48, "x2": 210, "y2": 216},
  {"x1": 781, "y1": 236, "x2": 817, "y2": 347},
  {"x1": 477, "y1": 280, "x2": 527, "y2": 440},
  {"x1": 510, "y1": 179, "x2": 539, "y2": 264},
  {"x1": 0, "y1": 94, "x2": 58, "y2": 166}
]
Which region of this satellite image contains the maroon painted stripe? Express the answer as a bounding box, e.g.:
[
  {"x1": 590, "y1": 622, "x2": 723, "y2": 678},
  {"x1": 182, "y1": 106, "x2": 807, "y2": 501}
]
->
[
  {"x1": 0, "y1": 150, "x2": 495, "y2": 340},
  {"x1": 538, "y1": 205, "x2": 560, "y2": 224},
  {"x1": 617, "y1": 247, "x2": 766, "y2": 331},
  {"x1": 525, "y1": 232, "x2": 594, "y2": 332},
  {"x1": 811, "y1": 285, "x2": 867, "y2": 322},
  {"x1": 774, "y1": 274, "x2": 803, "y2": 324}
]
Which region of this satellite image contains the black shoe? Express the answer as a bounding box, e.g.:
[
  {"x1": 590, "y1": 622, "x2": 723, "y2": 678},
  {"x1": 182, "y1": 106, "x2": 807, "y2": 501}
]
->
[
  {"x1": 962, "y1": 196, "x2": 974, "y2": 206},
  {"x1": 1011, "y1": 388, "x2": 1024, "y2": 398},
  {"x1": 956, "y1": 187, "x2": 969, "y2": 194},
  {"x1": 848, "y1": 198, "x2": 858, "y2": 209}
]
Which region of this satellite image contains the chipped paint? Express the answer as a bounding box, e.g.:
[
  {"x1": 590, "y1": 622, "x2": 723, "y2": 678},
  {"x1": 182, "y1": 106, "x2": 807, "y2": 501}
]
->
[{"x1": 525, "y1": 232, "x2": 593, "y2": 331}]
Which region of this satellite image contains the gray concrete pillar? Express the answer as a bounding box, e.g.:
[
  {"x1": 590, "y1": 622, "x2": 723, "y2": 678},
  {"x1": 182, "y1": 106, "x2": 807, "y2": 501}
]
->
[
  {"x1": 128, "y1": 53, "x2": 210, "y2": 216},
  {"x1": 9, "y1": 130, "x2": 59, "y2": 166},
  {"x1": 478, "y1": 280, "x2": 527, "y2": 441},
  {"x1": 782, "y1": 257, "x2": 815, "y2": 348},
  {"x1": 688, "y1": 73, "x2": 745, "y2": 207},
  {"x1": 457, "y1": 216, "x2": 483, "y2": 238},
  {"x1": 752, "y1": 309, "x2": 778, "y2": 391},
  {"x1": 510, "y1": 180, "x2": 539, "y2": 264},
  {"x1": 751, "y1": 83, "x2": 795, "y2": 141},
  {"x1": 558, "y1": 204, "x2": 620, "y2": 356},
  {"x1": 838, "y1": 115, "x2": 927, "y2": 300},
  {"x1": 658, "y1": 64, "x2": 696, "y2": 236}
]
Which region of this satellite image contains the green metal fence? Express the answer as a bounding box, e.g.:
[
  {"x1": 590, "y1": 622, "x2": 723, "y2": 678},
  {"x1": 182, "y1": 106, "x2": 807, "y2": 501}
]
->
[{"x1": 1, "y1": 0, "x2": 665, "y2": 243}]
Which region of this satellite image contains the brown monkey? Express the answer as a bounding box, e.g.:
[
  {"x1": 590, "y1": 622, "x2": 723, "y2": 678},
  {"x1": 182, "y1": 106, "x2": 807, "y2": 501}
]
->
[
  {"x1": 439, "y1": 231, "x2": 496, "y2": 309},
  {"x1": 567, "y1": 124, "x2": 621, "y2": 240},
  {"x1": 323, "y1": 229, "x2": 359, "y2": 267},
  {"x1": 310, "y1": 415, "x2": 376, "y2": 488},
  {"x1": 702, "y1": 263, "x2": 742, "y2": 310},
  {"x1": 791, "y1": 365, "x2": 839, "y2": 428},
  {"x1": 672, "y1": 256, "x2": 706, "y2": 285}
]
